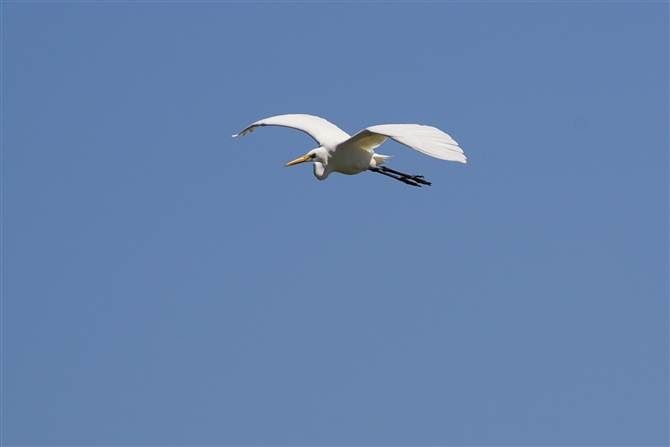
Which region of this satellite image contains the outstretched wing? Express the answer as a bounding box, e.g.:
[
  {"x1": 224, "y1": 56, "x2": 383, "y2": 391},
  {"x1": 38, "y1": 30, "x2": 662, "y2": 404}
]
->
[
  {"x1": 340, "y1": 124, "x2": 466, "y2": 163},
  {"x1": 232, "y1": 114, "x2": 351, "y2": 149}
]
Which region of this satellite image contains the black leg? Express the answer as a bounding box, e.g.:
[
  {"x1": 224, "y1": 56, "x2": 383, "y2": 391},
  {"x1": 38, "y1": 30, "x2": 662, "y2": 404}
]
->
[
  {"x1": 369, "y1": 166, "x2": 431, "y2": 187},
  {"x1": 369, "y1": 167, "x2": 420, "y2": 186}
]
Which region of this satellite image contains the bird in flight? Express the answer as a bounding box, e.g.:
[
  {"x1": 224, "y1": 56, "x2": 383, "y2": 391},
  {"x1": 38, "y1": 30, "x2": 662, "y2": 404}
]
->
[{"x1": 232, "y1": 114, "x2": 466, "y2": 187}]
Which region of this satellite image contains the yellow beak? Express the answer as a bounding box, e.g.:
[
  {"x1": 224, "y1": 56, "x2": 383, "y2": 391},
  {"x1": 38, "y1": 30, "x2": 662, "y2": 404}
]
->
[{"x1": 285, "y1": 154, "x2": 313, "y2": 167}]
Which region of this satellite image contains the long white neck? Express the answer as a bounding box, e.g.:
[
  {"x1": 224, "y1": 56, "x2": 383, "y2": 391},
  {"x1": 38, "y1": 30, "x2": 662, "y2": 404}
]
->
[
  {"x1": 313, "y1": 162, "x2": 330, "y2": 180},
  {"x1": 311, "y1": 147, "x2": 331, "y2": 180}
]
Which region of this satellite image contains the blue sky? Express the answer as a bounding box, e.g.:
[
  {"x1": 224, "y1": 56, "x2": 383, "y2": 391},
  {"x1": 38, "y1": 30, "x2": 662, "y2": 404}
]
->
[{"x1": 4, "y1": 2, "x2": 668, "y2": 445}]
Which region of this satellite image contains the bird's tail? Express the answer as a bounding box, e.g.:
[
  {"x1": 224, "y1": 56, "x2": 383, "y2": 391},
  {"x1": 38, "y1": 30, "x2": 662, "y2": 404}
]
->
[{"x1": 373, "y1": 154, "x2": 393, "y2": 166}]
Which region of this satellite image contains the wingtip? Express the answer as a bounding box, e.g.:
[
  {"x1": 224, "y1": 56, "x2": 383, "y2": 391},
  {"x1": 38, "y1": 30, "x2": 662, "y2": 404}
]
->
[{"x1": 231, "y1": 134, "x2": 239, "y2": 138}]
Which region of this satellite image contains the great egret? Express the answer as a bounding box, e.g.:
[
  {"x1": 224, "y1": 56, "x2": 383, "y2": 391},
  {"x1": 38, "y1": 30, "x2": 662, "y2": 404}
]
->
[{"x1": 232, "y1": 114, "x2": 466, "y2": 187}]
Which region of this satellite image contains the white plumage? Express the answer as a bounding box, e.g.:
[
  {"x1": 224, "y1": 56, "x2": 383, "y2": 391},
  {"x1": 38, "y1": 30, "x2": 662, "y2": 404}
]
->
[{"x1": 233, "y1": 114, "x2": 466, "y2": 187}]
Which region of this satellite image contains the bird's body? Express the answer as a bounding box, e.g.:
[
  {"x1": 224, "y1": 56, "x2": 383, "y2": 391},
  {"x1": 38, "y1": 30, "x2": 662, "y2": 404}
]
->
[{"x1": 232, "y1": 114, "x2": 466, "y2": 187}]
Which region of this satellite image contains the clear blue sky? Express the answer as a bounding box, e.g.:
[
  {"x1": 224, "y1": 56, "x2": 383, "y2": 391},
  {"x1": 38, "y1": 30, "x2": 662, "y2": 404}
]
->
[{"x1": 4, "y1": 2, "x2": 668, "y2": 445}]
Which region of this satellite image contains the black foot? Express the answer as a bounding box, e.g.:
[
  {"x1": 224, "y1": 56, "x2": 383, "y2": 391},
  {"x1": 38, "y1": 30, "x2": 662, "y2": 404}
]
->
[{"x1": 369, "y1": 166, "x2": 432, "y2": 187}]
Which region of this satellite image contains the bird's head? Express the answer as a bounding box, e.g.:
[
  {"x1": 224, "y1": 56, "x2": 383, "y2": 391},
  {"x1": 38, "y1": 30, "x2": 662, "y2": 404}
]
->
[
  {"x1": 285, "y1": 147, "x2": 329, "y2": 166},
  {"x1": 285, "y1": 147, "x2": 330, "y2": 180}
]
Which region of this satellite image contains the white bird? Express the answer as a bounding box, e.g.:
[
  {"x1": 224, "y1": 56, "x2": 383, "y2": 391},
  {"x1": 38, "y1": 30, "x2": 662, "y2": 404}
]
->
[{"x1": 232, "y1": 114, "x2": 466, "y2": 187}]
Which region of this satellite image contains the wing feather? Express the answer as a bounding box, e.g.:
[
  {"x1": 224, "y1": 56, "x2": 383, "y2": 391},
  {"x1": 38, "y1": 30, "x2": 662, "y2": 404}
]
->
[
  {"x1": 343, "y1": 124, "x2": 466, "y2": 163},
  {"x1": 232, "y1": 114, "x2": 350, "y2": 149}
]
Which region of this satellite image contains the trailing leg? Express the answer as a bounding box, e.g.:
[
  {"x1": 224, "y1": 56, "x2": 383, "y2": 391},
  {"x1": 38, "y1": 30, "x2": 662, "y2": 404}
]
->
[{"x1": 369, "y1": 166, "x2": 431, "y2": 187}]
